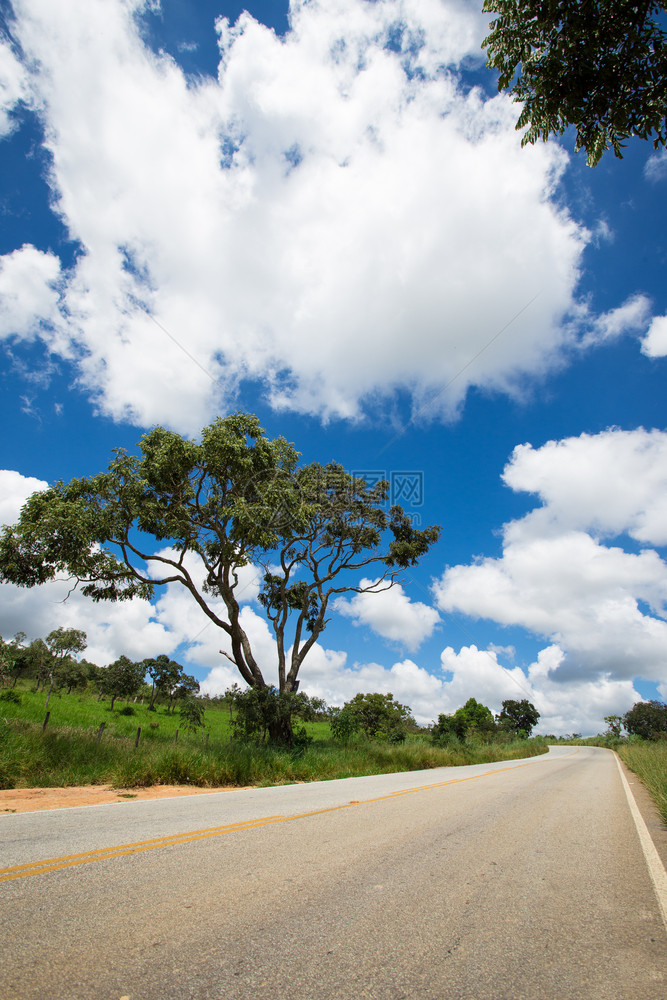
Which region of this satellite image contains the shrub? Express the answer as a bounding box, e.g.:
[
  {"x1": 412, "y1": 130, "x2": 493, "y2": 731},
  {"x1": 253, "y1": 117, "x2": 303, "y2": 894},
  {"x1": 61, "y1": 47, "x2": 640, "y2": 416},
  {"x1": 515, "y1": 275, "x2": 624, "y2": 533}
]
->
[
  {"x1": 0, "y1": 690, "x2": 21, "y2": 704},
  {"x1": 329, "y1": 707, "x2": 361, "y2": 743},
  {"x1": 330, "y1": 693, "x2": 413, "y2": 744},
  {"x1": 179, "y1": 698, "x2": 205, "y2": 733},
  {"x1": 432, "y1": 698, "x2": 496, "y2": 744}
]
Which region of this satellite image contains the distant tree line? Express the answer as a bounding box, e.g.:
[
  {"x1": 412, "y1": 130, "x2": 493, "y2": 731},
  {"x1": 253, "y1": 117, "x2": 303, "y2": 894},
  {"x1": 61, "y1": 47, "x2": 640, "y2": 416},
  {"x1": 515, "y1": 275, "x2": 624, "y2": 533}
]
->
[
  {"x1": 214, "y1": 689, "x2": 542, "y2": 747},
  {"x1": 0, "y1": 629, "x2": 200, "y2": 714},
  {"x1": 0, "y1": 628, "x2": 90, "y2": 709},
  {"x1": 431, "y1": 698, "x2": 540, "y2": 744},
  {"x1": 5, "y1": 628, "x2": 664, "y2": 744}
]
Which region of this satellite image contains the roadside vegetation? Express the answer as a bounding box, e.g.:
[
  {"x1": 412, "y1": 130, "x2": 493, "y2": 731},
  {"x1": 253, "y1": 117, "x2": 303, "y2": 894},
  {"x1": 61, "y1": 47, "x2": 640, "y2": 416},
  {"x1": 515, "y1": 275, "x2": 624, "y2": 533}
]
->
[
  {"x1": 616, "y1": 743, "x2": 667, "y2": 823},
  {"x1": 0, "y1": 672, "x2": 547, "y2": 791},
  {"x1": 3, "y1": 625, "x2": 666, "y2": 823}
]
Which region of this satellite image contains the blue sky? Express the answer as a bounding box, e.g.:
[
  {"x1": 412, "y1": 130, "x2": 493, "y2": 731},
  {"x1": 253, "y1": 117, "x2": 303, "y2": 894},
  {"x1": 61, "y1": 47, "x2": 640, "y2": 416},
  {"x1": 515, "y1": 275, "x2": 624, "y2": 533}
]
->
[{"x1": 1, "y1": 0, "x2": 667, "y2": 734}]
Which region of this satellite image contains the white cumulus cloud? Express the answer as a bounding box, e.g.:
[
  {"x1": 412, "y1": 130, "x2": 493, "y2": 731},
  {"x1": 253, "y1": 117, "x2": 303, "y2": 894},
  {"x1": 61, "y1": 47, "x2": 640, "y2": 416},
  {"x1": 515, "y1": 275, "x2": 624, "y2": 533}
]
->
[
  {"x1": 644, "y1": 147, "x2": 667, "y2": 182},
  {"x1": 580, "y1": 293, "x2": 652, "y2": 348},
  {"x1": 334, "y1": 578, "x2": 440, "y2": 650},
  {"x1": 641, "y1": 314, "x2": 667, "y2": 358},
  {"x1": 2, "y1": 0, "x2": 598, "y2": 430},
  {"x1": 0, "y1": 36, "x2": 27, "y2": 136},
  {"x1": 502, "y1": 428, "x2": 667, "y2": 545},
  {"x1": 0, "y1": 468, "x2": 47, "y2": 523},
  {"x1": 0, "y1": 246, "x2": 61, "y2": 341},
  {"x1": 433, "y1": 427, "x2": 667, "y2": 691},
  {"x1": 439, "y1": 643, "x2": 641, "y2": 736}
]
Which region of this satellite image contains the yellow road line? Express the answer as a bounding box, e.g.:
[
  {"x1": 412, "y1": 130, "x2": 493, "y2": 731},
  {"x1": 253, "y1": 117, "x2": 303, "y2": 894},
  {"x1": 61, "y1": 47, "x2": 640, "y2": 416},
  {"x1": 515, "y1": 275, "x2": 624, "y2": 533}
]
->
[
  {"x1": 1, "y1": 750, "x2": 579, "y2": 883},
  {"x1": 0, "y1": 816, "x2": 284, "y2": 880}
]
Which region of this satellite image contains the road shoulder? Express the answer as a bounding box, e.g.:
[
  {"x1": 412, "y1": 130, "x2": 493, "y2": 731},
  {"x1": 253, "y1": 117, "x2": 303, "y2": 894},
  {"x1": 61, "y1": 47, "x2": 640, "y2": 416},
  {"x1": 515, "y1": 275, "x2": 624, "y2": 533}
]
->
[
  {"x1": 0, "y1": 782, "x2": 240, "y2": 813},
  {"x1": 615, "y1": 751, "x2": 667, "y2": 871}
]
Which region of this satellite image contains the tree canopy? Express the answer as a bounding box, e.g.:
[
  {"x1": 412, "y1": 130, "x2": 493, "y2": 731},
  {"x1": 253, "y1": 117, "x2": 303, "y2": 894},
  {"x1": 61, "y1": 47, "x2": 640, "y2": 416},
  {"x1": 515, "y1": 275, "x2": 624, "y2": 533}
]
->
[
  {"x1": 0, "y1": 413, "x2": 440, "y2": 742},
  {"x1": 143, "y1": 654, "x2": 192, "y2": 712},
  {"x1": 42, "y1": 627, "x2": 87, "y2": 708},
  {"x1": 623, "y1": 699, "x2": 667, "y2": 739},
  {"x1": 496, "y1": 698, "x2": 540, "y2": 737},
  {"x1": 100, "y1": 655, "x2": 146, "y2": 710},
  {"x1": 482, "y1": 0, "x2": 667, "y2": 165},
  {"x1": 432, "y1": 697, "x2": 497, "y2": 742}
]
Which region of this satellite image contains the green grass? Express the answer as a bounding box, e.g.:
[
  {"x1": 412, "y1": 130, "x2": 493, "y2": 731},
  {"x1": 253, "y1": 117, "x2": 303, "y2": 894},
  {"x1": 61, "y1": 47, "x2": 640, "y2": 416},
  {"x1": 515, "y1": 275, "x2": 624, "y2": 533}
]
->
[
  {"x1": 617, "y1": 742, "x2": 667, "y2": 823},
  {"x1": 0, "y1": 683, "x2": 548, "y2": 790},
  {"x1": 0, "y1": 683, "x2": 236, "y2": 742}
]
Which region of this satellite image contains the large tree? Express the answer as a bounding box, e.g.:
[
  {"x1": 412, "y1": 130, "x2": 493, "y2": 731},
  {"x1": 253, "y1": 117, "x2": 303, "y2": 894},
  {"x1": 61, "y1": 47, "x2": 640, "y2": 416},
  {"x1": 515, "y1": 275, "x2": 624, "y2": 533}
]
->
[
  {"x1": 143, "y1": 654, "x2": 187, "y2": 712},
  {"x1": 0, "y1": 414, "x2": 440, "y2": 742},
  {"x1": 100, "y1": 655, "x2": 146, "y2": 711},
  {"x1": 496, "y1": 698, "x2": 540, "y2": 737},
  {"x1": 43, "y1": 627, "x2": 87, "y2": 709},
  {"x1": 623, "y1": 699, "x2": 667, "y2": 739},
  {"x1": 482, "y1": 0, "x2": 667, "y2": 165},
  {"x1": 20, "y1": 638, "x2": 52, "y2": 692}
]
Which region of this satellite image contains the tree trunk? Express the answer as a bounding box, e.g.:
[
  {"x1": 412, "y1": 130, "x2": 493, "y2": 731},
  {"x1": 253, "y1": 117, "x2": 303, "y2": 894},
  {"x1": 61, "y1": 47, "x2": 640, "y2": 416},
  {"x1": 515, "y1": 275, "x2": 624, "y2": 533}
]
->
[
  {"x1": 44, "y1": 677, "x2": 55, "y2": 711},
  {"x1": 268, "y1": 713, "x2": 295, "y2": 746}
]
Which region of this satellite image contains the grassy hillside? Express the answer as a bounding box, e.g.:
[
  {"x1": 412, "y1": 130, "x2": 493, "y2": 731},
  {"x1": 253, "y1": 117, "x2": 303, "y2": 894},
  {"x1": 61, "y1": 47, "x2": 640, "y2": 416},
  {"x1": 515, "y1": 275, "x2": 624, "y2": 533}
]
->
[
  {"x1": 0, "y1": 682, "x2": 548, "y2": 790},
  {"x1": 0, "y1": 684, "x2": 235, "y2": 742}
]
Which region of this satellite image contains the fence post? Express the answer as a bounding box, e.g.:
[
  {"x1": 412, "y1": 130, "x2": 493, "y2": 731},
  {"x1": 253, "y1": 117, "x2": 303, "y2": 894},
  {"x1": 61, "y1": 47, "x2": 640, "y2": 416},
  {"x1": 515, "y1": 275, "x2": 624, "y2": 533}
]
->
[
  {"x1": 205, "y1": 732, "x2": 209, "y2": 749},
  {"x1": 96, "y1": 722, "x2": 105, "y2": 743},
  {"x1": 174, "y1": 729, "x2": 179, "y2": 744},
  {"x1": 42, "y1": 711, "x2": 50, "y2": 732},
  {"x1": 135, "y1": 726, "x2": 141, "y2": 748}
]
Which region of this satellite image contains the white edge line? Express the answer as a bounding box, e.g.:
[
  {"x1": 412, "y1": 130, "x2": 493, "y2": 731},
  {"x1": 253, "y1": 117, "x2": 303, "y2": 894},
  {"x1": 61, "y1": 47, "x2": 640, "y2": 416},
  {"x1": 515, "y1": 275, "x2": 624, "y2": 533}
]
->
[{"x1": 614, "y1": 752, "x2": 667, "y2": 932}]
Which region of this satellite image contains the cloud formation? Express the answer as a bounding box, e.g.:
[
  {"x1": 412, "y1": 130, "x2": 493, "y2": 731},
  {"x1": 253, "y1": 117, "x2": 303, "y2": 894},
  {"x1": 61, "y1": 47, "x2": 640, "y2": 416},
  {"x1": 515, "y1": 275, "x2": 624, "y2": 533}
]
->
[
  {"x1": 334, "y1": 578, "x2": 440, "y2": 651},
  {"x1": 502, "y1": 428, "x2": 667, "y2": 544},
  {"x1": 644, "y1": 147, "x2": 667, "y2": 182},
  {"x1": 1, "y1": 0, "x2": 599, "y2": 430},
  {"x1": 0, "y1": 36, "x2": 26, "y2": 136},
  {"x1": 0, "y1": 246, "x2": 61, "y2": 341},
  {"x1": 642, "y1": 315, "x2": 667, "y2": 358},
  {"x1": 434, "y1": 428, "x2": 667, "y2": 689},
  {"x1": 0, "y1": 468, "x2": 47, "y2": 523},
  {"x1": 579, "y1": 293, "x2": 652, "y2": 349},
  {"x1": 440, "y1": 643, "x2": 640, "y2": 736}
]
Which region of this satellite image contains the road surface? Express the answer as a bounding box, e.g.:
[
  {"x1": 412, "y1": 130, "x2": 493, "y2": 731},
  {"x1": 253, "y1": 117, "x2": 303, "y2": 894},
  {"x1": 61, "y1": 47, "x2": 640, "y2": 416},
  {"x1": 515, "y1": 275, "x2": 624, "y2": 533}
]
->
[{"x1": 1, "y1": 746, "x2": 665, "y2": 999}]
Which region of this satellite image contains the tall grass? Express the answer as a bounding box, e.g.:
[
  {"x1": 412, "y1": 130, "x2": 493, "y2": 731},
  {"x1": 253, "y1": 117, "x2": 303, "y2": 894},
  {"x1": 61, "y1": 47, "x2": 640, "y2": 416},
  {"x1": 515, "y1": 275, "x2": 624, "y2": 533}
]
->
[
  {"x1": 0, "y1": 714, "x2": 548, "y2": 791},
  {"x1": 617, "y1": 742, "x2": 667, "y2": 823}
]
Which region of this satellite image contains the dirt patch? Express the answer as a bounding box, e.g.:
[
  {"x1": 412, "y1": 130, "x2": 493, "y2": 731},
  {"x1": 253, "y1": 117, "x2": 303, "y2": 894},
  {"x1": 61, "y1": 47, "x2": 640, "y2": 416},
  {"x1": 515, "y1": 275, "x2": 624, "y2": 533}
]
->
[{"x1": 0, "y1": 783, "x2": 241, "y2": 813}]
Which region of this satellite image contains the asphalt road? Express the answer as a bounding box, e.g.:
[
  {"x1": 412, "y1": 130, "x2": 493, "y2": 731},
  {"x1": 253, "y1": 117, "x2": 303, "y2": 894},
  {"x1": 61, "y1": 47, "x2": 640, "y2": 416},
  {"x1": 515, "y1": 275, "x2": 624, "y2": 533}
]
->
[{"x1": 1, "y1": 746, "x2": 665, "y2": 1000}]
